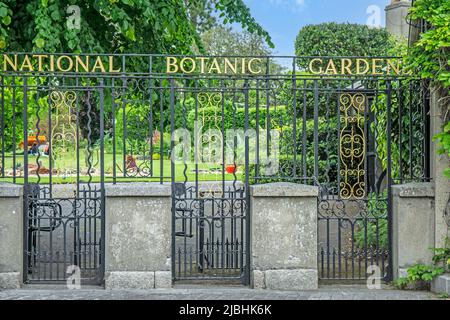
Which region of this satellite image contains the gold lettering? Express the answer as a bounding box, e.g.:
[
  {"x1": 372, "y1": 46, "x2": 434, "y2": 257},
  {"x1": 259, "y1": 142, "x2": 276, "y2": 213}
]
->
[
  {"x1": 309, "y1": 58, "x2": 323, "y2": 75},
  {"x1": 224, "y1": 58, "x2": 237, "y2": 74},
  {"x1": 180, "y1": 57, "x2": 196, "y2": 74},
  {"x1": 3, "y1": 54, "x2": 18, "y2": 71},
  {"x1": 208, "y1": 58, "x2": 221, "y2": 74},
  {"x1": 325, "y1": 59, "x2": 337, "y2": 75},
  {"x1": 20, "y1": 55, "x2": 33, "y2": 71},
  {"x1": 386, "y1": 59, "x2": 400, "y2": 75},
  {"x1": 75, "y1": 56, "x2": 89, "y2": 72},
  {"x1": 198, "y1": 57, "x2": 208, "y2": 74},
  {"x1": 49, "y1": 55, "x2": 55, "y2": 72},
  {"x1": 372, "y1": 58, "x2": 383, "y2": 75},
  {"x1": 57, "y1": 55, "x2": 73, "y2": 72},
  {"x1": 341, "y1": 58, "x2": 352, "y2": 75},
  {"x1": 247, "y1": 58, "x2": 262, "y2": 74},
  {"x1": 109, "y1": 56, "x2": 121, "y2": 73},
  {"x1": 356, "y1": 59, "x2": 370, "y2": 75},
  {"x1": 241, "y1": 58, "x2": 246, "y2": 74},
  {"x1": 166, "y1": 57, "x2": 178, "y2": 73},
  {"x1": 91, "y1": 56, "x2": 106, "y2": 73},
  {"x1": 33, "y1": 55, "x2": 48, "y2": 72}
]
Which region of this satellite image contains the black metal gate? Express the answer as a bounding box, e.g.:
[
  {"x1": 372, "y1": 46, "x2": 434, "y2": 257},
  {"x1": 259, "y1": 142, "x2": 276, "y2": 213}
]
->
[
  {"x1": 0, "y1": 74, "x2": 106, "y2": 284},
  {"x1": 22, "y1": 83, "x2": 105, "y2": 284},
  {"x1": 170, "y1": 85, "x2": 251, "y2": 284},
  {"x1": 242, "y1": 70, "x2": 430, "y2": 282},
  {"x1": 0, "y1": 54, "x2": 430, "y2": 285}
]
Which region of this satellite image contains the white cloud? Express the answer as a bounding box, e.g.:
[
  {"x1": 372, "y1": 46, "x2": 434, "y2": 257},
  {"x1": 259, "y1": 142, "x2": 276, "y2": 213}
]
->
[{"x1": 268, "y1": 0, "x2": 307, "y2": 11}]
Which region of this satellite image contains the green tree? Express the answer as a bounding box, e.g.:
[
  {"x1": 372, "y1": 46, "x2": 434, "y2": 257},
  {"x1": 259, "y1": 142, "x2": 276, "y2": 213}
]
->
[
  {"x1": 0, "y1": 0, "x2": 273, "y2": 53},
  {"x1": 200, "y1": 26, "x2": 283, "y2": 73},
  {"x1": 294, "y1": 22, "x2": 394, "y2": 67}
]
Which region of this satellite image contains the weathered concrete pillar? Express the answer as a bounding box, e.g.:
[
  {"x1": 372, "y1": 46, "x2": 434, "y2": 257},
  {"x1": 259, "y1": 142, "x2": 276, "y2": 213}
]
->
[
  {"x1": 430, "y1": 87, "x2": 450, "y2": 249},
  {"x1": 429, "y1": 87, "x2": 450, "y2": 295},
  {"x1": 104, "y1": 183, "x2": 172, "y2": 289},
  {"x1": 392, "y1": 182, "x2": 435, "y2": 279},
  {"x1": 0, "y1": 183, "x2": 24, "y2": 289},
  {"x1": 385, "y1": 0, "x2": 411, "y2": 39},
  {"x1": 250, "y1": 182, "x2": 318, "y2": 290}
]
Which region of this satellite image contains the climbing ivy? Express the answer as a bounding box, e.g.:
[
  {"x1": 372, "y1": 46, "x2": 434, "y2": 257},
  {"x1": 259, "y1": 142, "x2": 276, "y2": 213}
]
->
[{"x1": 406, "y1": 0, "x2": 450, "y2": 178}]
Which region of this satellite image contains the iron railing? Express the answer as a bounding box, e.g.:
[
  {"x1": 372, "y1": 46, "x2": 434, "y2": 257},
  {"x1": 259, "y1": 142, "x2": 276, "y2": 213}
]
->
[{"x1": 0, "y1": 53, "x2": 430, "y2": 283}]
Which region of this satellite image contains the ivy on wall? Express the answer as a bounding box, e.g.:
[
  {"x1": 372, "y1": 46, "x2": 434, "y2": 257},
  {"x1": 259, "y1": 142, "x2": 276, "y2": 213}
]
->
[{"x1": 406, "y1": 0, "x2": 450, "y2": 178}]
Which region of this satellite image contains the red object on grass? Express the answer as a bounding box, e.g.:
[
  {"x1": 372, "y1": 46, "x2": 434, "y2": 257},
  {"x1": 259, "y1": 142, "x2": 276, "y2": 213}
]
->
[{"x1": 226, "y1": 164, "x2": 237, "y2": 174}]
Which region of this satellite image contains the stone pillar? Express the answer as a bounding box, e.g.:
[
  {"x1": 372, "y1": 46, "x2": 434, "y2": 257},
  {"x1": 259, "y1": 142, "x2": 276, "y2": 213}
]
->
[
  {"x1": 250, "y1": 182, "x2": 318, "y2": 290},
  {"x1": 430, "y1": 87, "x2": 450, "y2": 249},
  {"x1": 0, "y1": 183, "x2": 24, "y2": 289},
  {"x1": 385, "y1": 0, "x2": 411, "y2": 39},
  {"x1": 392, "y1": 182, "x2": 435, "y2": 279},
  {"x1": 104, "y1": 183, "x2": 172, "y2": 289}
]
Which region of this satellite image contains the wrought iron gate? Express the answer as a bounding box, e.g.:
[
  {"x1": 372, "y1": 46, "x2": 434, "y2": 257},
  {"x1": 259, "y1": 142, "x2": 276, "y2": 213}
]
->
[
  {"x1": 170, "y1": 85, "x2": 251, "y2": 284},
  {"x1": 0, "y1": 74, "x2": 106, "y2": 284},
  {"x1": 0, "y1": 54, "x2": 430, "y2": 285},
  {"x1": 24, "y1": 84, "x2": 105, "y2": 284}
]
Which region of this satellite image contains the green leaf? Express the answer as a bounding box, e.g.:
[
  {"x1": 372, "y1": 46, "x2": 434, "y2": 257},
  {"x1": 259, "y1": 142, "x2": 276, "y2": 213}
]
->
[
  {"x1": 125, "y1": 27, "x2": 136, "y2": 41},
  {"x1": 2, "y1": 15, "x2": 11, "y2": 26},
  {"x1": 35, "y1": 38, "x2": 45, "y2": 48}
]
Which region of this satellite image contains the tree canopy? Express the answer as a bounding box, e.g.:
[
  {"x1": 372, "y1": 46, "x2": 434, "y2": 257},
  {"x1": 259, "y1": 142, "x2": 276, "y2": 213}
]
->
[
  {"x1": 0, "y1": 0, "x2": 273, "y2": 53},
  {"x1": 294, "y1": 22, "x2": 394, "y2": 67}
]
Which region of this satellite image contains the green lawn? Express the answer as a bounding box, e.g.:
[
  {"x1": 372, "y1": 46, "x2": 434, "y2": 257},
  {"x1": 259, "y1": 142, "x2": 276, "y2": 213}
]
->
[{"x1": 0, "y1": 152, "x2": 241, "y2": 184}]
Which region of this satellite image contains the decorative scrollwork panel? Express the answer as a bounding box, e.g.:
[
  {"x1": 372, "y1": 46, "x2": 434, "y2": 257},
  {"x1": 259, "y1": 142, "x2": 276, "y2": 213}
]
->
[{"x1": 339, "y1": 93, "x2": 366, "y2": 199}]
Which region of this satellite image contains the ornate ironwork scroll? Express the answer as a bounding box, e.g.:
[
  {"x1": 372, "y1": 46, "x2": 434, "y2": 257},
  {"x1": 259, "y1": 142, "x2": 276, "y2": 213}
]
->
[
  {"x1": 50, "y1": 90, "x2": 77, "y2": 183},
  {"x1": 197, "y1": 92, "x2": 223, "y2": 198},
  {"x1": 339, "y1": 93, "x2": 366, "y2": 199}
]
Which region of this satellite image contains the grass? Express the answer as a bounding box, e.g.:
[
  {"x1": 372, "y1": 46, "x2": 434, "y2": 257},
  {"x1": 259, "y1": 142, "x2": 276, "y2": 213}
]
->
[{"x1": 0, "y1": 151, "x2": 241, "y2": 184}]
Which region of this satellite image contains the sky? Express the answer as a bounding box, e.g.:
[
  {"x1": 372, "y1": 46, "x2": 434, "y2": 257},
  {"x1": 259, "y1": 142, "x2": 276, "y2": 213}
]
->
[{"x1": 243, "y1": 0, "x2": 392, "y2": 56}]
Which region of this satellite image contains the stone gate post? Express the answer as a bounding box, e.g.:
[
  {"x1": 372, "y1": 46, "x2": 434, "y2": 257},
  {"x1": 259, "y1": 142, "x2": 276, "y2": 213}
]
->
[
  {"x1": 104, "y1": 183, "x2": 172, "y2": 289},
  {"x1": 0, "y1": 183, "x2": 24, "y2": 289},
  {"x1": 392, "y1": 182, "x2": 435, "y2": 279},
  {"x1": 250, "y1": 182, "x2": 319, "y2": 290}
]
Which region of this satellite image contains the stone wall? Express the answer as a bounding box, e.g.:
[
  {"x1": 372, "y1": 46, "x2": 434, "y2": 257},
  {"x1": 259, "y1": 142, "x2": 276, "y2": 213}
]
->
[
  {"x1": 250, "y1": 182, "x2": 318, "y2": 290},
  {"x1": 0, "y1": 183, "x2": 24, "y2": 289}
]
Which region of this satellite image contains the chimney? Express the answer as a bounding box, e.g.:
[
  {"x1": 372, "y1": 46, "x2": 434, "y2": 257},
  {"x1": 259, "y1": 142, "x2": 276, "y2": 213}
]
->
[{"x1": 385, "y1": 0, "x2": 411, "y2": 39}]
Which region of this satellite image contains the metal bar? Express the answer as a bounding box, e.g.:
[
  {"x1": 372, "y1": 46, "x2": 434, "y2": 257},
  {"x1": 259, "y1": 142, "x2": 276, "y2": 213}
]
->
[
  {"x1": 386, "y1": 80, "x2": 394, "y2": 282},
  {"x1": 170, "y1": 78, "x2": 176, "y2": 281},
  {"x1": 313, "y1": 80, "x2": 319, "y2": 178},
  {"x1": 112, "y1": 78, "x2": 117, "y2": 184},
  {"x1": 244, "y1": 80, "x2": 251, "y2": 285},
  {"x1": 99, "y1": 80, "x2": 106, "y2": 283}
]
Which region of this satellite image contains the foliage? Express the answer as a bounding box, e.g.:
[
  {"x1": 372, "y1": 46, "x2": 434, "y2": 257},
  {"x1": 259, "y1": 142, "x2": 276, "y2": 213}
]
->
[
  {"x1": 355, "y1": 191, "x2": 388, "y2": 250},
  {"x1": 294, "y1": 22, "x2": 394, "y2": 68},
  {"x1": 406, "y1": 0, "x2": 450, "y2": 179},
  {"x1": 200, "y1": 26, "x2": 283, "y2": 73},
  {"x1": 201, "y1": 25, "x2": 270, "y2": 56},
  {"x1": 245, "y1": 116, "x2": 339, "y2": 184},
  {"x1": 394, "y1": 238, "x2": 450, "y2": 290},
  {"x1": 185, "y1": 99, "x2": 289, "y2": 131},
  {"x1": 431, "y1": 237, "x2": 450, "y2": 272},
  {"x1": 394, "y1": 264, "x2": 444, "y2": 289},
  {"x1": 406, "y1": 0, "x2": 450, "y2": 88},
  {"x1": 370, "y1": 79, "x2": 426, "y2": 180},
  {"x1": 432, "y1": 120, "x2": 450, "y2": 178},
  {"x1": 0, "y1": 0, "x2": 272, "y2": 53}
]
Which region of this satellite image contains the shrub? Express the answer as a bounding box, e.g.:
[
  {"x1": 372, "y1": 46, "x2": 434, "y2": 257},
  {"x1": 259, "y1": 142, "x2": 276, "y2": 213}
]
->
[{"x1": 295, "y1": 22, "x2": 394, "y2": 68}]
